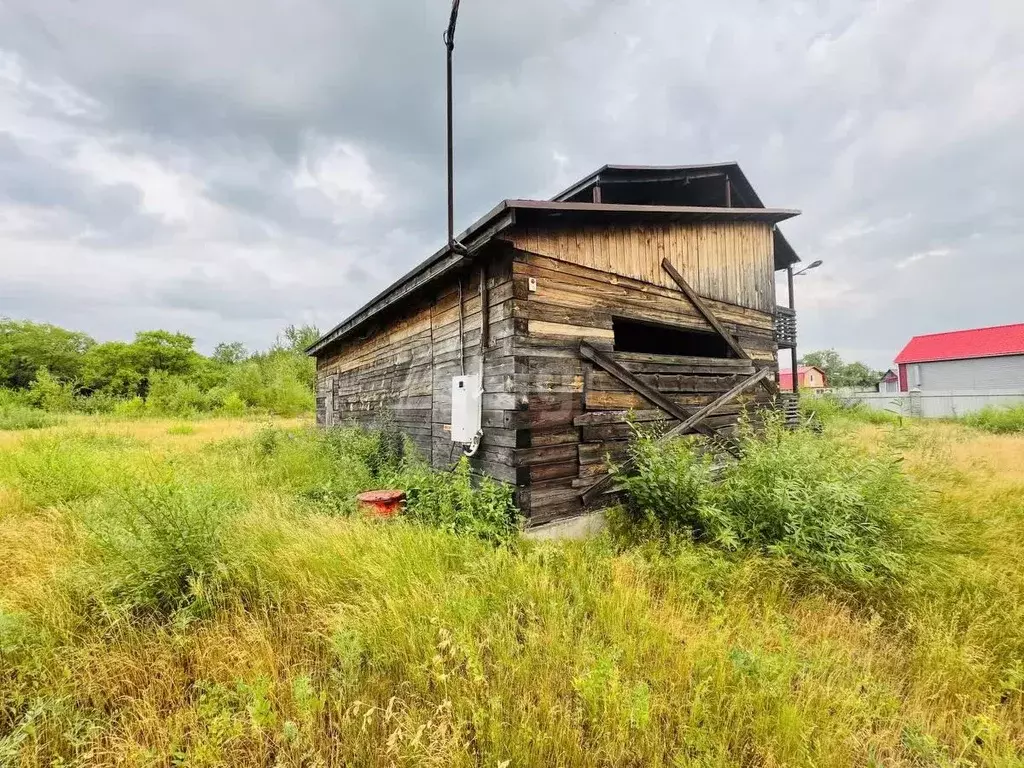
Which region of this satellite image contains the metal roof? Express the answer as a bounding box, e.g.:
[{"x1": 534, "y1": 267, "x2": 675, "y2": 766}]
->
[
  {"x1": 551, "y1": 162, "x2": 766, "y2": 207},
  {"x1": 306, "y1": 169, "x2": 803, "y2": 356},
  {"x1": 895, "y1": 323, "x2": 1024, "y2": 365}
]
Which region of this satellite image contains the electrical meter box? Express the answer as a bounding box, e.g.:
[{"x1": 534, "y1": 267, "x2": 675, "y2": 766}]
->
[{"x1": 450, "y1": 375, "x2": 482, "y2": 443}]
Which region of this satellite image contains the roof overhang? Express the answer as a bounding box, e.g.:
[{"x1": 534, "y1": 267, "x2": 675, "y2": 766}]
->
[
  {"x1": 895, "y1": 351, "x2": 1024, "y2": 365},
  {"x1": 307, "y1": 199, "x2": 800, "y2": 357}
]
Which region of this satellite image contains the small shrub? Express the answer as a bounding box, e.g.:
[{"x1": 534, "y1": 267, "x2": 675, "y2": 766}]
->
[
  {"x1": 961, "y1": 404, "x2": 1024, "y2": 434},
  {"x1": 613, "y1": 415, "x2": 923, "y2": 594},
  {"x1": 112, "y1": 397, "x2": 147, "y2": 419},
  {"x1": 0, "y1": 405, "x2": 62, "y2": 431},
  {"x1": 366, "y1": 411, "x2": 405, "y2": 480},
  {"x1": 3, "y1": 434, "x2": 112, "y2": 507},
  {"x1": 167, "y1": 423, "x2": 196, "y2": 436},
  {"x1": 83, "y1": 481, "x2": 239, "y2": 617},
  {"x1": 402, "y1": 457, "x2": 520, "y2": 543},
  {"x1": 219, "y1": 391, "x2": 247, "y2": 417},
  {"x1": 26, "y1": 368, "x2": 75, "y2": 413}
]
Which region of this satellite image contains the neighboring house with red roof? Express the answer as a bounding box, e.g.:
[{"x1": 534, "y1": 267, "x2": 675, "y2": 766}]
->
[
  {"x1": 894, "y1": 323, "x2": 1024, "y2": 392},
  {"x1": 779, "y1": 365, "x2": 827, "y2": 392},
  {"x1": 878, "y1": 369, "x2": 900, "y2": 394}
]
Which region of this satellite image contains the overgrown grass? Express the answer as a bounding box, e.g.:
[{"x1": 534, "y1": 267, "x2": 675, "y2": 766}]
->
[
  {"x1": 801, "y1": 392, "x2": 905, "y2": 426},
  {"x1": 0, "y1": 404, "x2": 63, "y2": 431},
  {"x1": 0, "y1": 416, "x2": 1022, "y2": 765},
  {"x1": 960, "y1": 403, "x2": 1024, "y2": 433}
]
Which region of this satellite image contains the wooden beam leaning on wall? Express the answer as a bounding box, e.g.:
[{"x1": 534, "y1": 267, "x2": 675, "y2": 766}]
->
[
  {"x1": 579, "y1": 365, "x2": 773, "y2": 505},
  {"x1": 579, "y1": 343, "x2": 722, "y2": 441},
  {"x1": 660, "y1": 258, "x2": 779, "y2": 396}
]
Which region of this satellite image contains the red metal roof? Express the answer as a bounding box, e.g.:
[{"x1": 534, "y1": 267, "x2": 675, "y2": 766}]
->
[{"x1": 894, "y1": 323, "x2": 1024, "y2": 365}]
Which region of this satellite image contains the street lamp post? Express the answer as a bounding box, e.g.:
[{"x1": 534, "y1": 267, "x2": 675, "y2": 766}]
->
[{"x1": 787, "y1": 259, "x2": 823, "y2": 393}]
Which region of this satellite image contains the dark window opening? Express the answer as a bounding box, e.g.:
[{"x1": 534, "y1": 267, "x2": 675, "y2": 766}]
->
[{"x1": 612, "y1": 317, "x2": 733, "y2": 358}]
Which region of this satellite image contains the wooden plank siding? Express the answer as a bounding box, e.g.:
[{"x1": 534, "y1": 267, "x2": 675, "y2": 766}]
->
[
  {"x1": 506, "y1": 235, "x2": 779, "y2": 522},
  {"x1": 511, "y1": 220, "x2": 776, "y2": 314},
  {"x1": 316, "y1": 245, "x2": 521, "y2": 481}
]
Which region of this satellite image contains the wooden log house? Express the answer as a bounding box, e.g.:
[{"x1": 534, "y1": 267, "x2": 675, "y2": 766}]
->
[{"x1": 307, "y1": 163, "x2": 803, "y2": 525}]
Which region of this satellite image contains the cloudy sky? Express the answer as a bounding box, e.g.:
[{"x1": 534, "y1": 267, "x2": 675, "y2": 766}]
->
[{"x1": 0, "y1": 0, "x2": 1021, "y2": 367}]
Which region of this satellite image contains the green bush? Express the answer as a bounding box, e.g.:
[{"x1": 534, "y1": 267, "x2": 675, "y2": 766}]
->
[
  {"x1": 26, "y1": 368, "x2": 75, "y2": 413},
  {"x1": 613, "y1": 415, "x2": 923, "y2": 594},
  {"x1": 0, "y1": 404, "x2": 62, "y2": 431},
  {"x1": 801, "y1": 393, "x2": 903, "y2": 426},
  {"x1": 144, "y1": 370, "x2": 216, "y2": 417},
  {"x1": 112, "y1": 397, "x2": 147, "y2": 419},
  {"x1": 226, "y1": 353, "x2": 315, "y2": 417},
  {"x1": 960, "y1": 404, "x2": 1024, "y2": 434},
  {"x1": 402, "y1": 456, "x2": 521, "y2": 543},
  {"x1": 83, "y1": 481, "x2": 239, "y2": 618}
]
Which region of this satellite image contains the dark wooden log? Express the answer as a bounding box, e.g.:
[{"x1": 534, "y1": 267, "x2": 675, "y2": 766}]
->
[
  {"x1": 580, "y1": 366, "x2": 771, "y2": 505},
  {"x1": 578, "y1": 342, "x2": 721, "y2": 440}
]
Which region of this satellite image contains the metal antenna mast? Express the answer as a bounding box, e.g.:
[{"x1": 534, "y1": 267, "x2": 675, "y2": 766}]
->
[{"x1": 444, "y1": 0, "x2": 466, "y2": 253}]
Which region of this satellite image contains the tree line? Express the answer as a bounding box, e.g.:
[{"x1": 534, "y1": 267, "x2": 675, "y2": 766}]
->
[{"x1": 0, "y1": 318, "x2": 321, "y2": 417}]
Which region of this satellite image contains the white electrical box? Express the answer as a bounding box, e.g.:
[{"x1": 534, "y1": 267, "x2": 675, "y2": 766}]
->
[{"x1": 451, "y1": 375, "x2": 482, "y2": 443}]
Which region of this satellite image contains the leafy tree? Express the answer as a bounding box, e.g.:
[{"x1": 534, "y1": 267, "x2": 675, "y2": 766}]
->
[
  {"x1": 131, "y1": 330, "x2": 201, "y2": 375},
  {"x1": 801, "y1": 349, "x2": 881, "y2": 389},
  {"x1": 212, "y1": 342, "x2": 248, "y2": 365},
  {"x1": 82, "y1": 331, "x2": 203, "y2": 396},
  {"x1": 0, "y1": 318, "x2": 95, "y2": 388},
  {"x1": 1, "y1": 317, "x2": 317, "y2": 417},
  {"x1": 280, "y1": 324, "x2": 322, "y2": 353}
]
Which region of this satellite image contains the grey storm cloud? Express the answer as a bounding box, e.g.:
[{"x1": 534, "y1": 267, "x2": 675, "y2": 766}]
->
[
  {"x1": 0, "y1": 0, "x2": 1022, "y2": 364},
  {"x1": 0, "y1": 132, "x2": 166, "y2": 245}
]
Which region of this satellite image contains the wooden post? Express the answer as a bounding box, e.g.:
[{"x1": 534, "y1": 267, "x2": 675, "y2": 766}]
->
[
  {"x1": 592, "y1": 185, "x2": 602, "y2": 203},
  {"x1": 787, "y1": 265, "x2": 798, "y2": 394},
  {"x1": 725, "y1": 175, "x2": 732, "y2": 207},
  {"x1": 479, "y1": 264, "x2": 489, "y2": 352}
]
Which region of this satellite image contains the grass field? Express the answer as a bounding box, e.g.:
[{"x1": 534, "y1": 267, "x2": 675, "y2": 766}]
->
[{"x1": 1, "y1": 415, "x2": 1023, "y2": 766}]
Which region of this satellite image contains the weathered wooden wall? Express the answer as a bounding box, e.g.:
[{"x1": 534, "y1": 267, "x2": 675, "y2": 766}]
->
[
  {"x1": 507, "y1": 241, "x2": 778, "y2": 522},
  {"x1": 511, "y1": 220, "x2": 775, "y2": 313},
  {"x1": 315, "y1": 245, "x2": 519, "y2": 480}
]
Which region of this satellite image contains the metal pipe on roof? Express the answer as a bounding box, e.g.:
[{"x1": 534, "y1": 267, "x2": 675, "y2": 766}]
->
[{"x1": 444, "y1": 0, "x2": 466, "y2": 254}]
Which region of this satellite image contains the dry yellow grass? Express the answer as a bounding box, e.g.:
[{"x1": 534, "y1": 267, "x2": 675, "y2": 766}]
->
[
  {"x1": 0, "y1": 415, "x2": 309, "y2": 451},
  {"x1": 1, "y1": 416, "x2": 1022, "y2": 766}
]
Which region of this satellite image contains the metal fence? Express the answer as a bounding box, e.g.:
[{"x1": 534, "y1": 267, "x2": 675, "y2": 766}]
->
[{"x1": 826, "y1": 388, "x2": 1024, "y2": 419}]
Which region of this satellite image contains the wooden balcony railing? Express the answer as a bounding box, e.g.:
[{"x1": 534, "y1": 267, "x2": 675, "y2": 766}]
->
[{"x1": 775, "y1": 306, "x2": 797, "y2": 348}]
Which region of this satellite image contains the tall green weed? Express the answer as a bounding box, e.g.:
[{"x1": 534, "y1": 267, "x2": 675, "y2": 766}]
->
[
  {"x1": 402, "y1": 456, "x2": 520, "y2": 543},
  {"x1": 612, "y1": 415, "x2": 924, "y2": 595},
  {"x1": 81, "y1": 481, "x2": 240, "y2": 619}
]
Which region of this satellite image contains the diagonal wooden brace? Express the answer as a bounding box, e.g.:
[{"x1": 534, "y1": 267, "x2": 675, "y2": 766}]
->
[
  {"x1": 580, "y1": 365, "x2": 773, "y2": 505},
  {"x1": 579, "y1": 343, "x2": 721, "y2": 441},
  {"x1": 661, "y1": 258, "x2": 779, "y2": 396}
]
